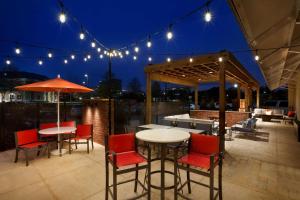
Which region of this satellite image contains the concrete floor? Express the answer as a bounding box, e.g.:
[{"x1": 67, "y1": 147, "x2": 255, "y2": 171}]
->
[{"x1": 0, "y1": 119, "x2": 300, "y2": 200}]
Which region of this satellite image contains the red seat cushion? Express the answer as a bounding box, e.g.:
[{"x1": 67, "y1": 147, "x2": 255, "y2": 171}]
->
[
  {"x1": 178, "y1": 152, "x2": 219, "y2": 170},
  {"x1": 109, "y1": 151, "x2": 146, "y2": 167},
  {"x1": 19, "y1": 141, "x2": 47, "y2": 149}
]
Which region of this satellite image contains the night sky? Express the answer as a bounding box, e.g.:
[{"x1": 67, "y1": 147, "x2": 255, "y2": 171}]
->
[{"x1": 0, "y1": 0, "x2": 265, "y2": 90}]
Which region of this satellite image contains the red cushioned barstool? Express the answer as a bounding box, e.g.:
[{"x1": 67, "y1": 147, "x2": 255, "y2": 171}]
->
[
  {"x1": 174, "y1": 133, "x2": 223, "y2": 200},
  {"x1": 105, "y1": 133, "x2": 151, "y2": 200},
  {"x1": 15, "y1": 129, "x2": 50, "y2": 166}
]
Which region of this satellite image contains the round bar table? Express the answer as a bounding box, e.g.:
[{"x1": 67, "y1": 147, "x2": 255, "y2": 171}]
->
[
  {"x1": 136, "y1": 129, "x2": 190, "y2": 200},
  {"x1": 39, "y1": 126, "x2": 76, "y2": 156}
]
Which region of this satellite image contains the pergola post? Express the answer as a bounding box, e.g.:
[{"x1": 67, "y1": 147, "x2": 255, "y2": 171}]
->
[
  {"x1": 194, "y1": 86, "x2": 199, "y2": 110},
  {"x1": 288, "y1": 84, "x2": 296, "y2": 110},
  {"x1": 248, "y1": 87, "x2": 253, "y2": 109},
  {"x1": 219, "y1": 60, "x2": 226, "y2": 152},
  {"x1": 237, "y1": 84, "x2": 241, "y2": 110},
  {"x1": 146, "y1": 73, "x2": 152, "y2": 124},
  {"x1": 244, "y1": 86, "x2": 249, "y2": 111},
  {"x1": 256, "y1": 87, "x2": 260, "y2": 108}
]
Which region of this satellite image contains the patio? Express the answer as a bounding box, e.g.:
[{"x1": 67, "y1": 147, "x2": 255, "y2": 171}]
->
[{"x1": 1, "y1": 119, "x2": 300, "y2": 200}]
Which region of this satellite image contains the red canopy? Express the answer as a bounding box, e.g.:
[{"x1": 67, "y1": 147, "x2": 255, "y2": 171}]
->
[{"x1": 15, "y1": 77, "x2": 93, "y2": 93}]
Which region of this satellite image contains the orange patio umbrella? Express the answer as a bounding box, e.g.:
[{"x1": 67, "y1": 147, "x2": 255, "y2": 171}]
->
[{"x1": 15, "y1": 77, "x2": 93, "y2": 127}]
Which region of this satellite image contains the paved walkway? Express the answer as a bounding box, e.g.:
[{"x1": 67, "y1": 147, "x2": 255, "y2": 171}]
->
[{"x1": 0, "y1": 119, "x2": 300, "y2": 199}]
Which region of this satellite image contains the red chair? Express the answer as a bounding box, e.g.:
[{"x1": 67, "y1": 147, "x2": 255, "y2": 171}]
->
[
  {"x1": 15, "y1": 129, "x2": 50, "y2": 166},
  {"x1": 60, "y1": 121, "x2": 76, "y2": 153},
  {"x1": 105, "y1": 133, "x2": 151, "y2": 200},
  {"x1": 39, "y1": 122, "x2": 57, "y2": 141},
  {"x1": 69, "y1": 124, "x2": 94, "y2": 153},
  {"x1": 174, "y1": 133, "x2": 223, "y2": 200}
]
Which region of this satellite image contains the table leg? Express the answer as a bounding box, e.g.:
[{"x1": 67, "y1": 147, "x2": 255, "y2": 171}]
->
[
  {"x1": 161, "y1": 144, "x2": 166, "y2": 200},
  {"x1": 58, "y1": 134, "x2": 62, "y2": 156}
]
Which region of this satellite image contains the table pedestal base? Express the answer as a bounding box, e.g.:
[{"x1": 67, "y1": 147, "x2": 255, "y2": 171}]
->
[{"x1": 51, "y1": 148, "x2": 67, "y2": 156}]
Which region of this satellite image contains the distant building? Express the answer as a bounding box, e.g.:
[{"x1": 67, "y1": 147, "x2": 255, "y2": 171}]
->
[{"x1": 0, "y1": 70, "x2": 55, "y2": 103}]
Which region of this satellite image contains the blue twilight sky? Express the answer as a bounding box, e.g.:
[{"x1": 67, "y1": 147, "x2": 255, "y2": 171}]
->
[{"x1": 0, "y1": 0, "x2": 265, "y2": 90}]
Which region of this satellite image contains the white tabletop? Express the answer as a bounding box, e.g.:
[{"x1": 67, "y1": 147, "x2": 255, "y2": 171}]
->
[
  {"x1": 136, "y1": 128, "x2": 190, "y2": 143},
  {"x1": 169, "y1": 127, "x2": 205, "y2": 134},
  {"x1": 138, "y1": 124, "x2": 172, "y2": 129},
  {"x1": 39, "y1": 127, "x2": 76, "y2": 135}
]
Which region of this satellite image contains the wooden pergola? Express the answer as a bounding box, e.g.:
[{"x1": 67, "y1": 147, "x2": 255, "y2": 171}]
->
[{"x1": 144, "y1": 51, "x2": 259, "y2": 150}]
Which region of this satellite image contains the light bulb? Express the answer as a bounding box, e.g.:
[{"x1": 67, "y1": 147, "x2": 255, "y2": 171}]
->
[
  {"x1": 147, "y1": 40, "x2": 152, "y2": 48},
  {"x1": 148, "y1": 57, "x2": 152, "y2": 62},
  {"x1": 204, "y1": 11, "x2": 212, "y2": 22},
  {"x1": 218, "y1": 57, "x2": 223, "y2": 62},
  {"x1": 134, "y1": 46, "x2": 139, "y2": 53},
  {"x1": 97, "y1": 47, "x2": 101, "y2": 52},
  {"x1": 79, "y1": 32, "x2": 85, "y2": 40},
  {"x1": 71, "y1": 54, "x2": 75, "y2": 60},
  {"x1": 15, "y1": 48, "x2": 21, "y2": 55},
  {"x1": 99, "y1": 54, "x2": 103, "y2": 59},
  {"x1": 59, "y1": 12, "x2": 66, "y2": 23},
  {"x1": 167, "y1": 57, "x2": 171, "y2": 62},
  {"x1": 125, "y1": 50, "x2": 130, "y2": 55},
  {"x1": 87, "y1": 54, "x2": 91, "y2": 59},
  {"x1": 254, "y1": 55, "x2": 260, "y2": 61},
  {"x1": 38, "y1": 60, "x2": 43, "y2": 66},
  {"x1": 64, "y1": 59, "x2": 68, "y2": 64},
  {"x1": 6, "y1": 59, "x2": 11, "y2": 65},
  {"x1": 91, "y1": 42, "x2": 96, "y2": 48},
  {"x1": 48, "y1": 52, "x2": 53, "y2": 58},
  {"x1": 166, "y1": 31, "x2": 173, "y2": 40},
  {"x1": 84, "y1": 57, "x2": 87, "y2": 62},
  {"x1": 234, "y1": 84, "x2": 238, "y2": 88},
  {"x1": 189, "y1": 58, "x2": 193, "y2": 63},
  {"x1": 133, "y1": 56, "x2": 137, "y2": 60}
]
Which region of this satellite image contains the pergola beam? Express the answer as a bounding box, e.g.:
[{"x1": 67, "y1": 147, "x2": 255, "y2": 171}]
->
[{"x1": 151, "y1": 73, "x2": 198, "y2": 87}]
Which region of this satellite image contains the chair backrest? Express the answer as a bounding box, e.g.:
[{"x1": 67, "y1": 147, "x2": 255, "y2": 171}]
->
[
  {"x1": 76, "y1": 124, "x2": 92, "y2": 137},
  {"x1": 60, "y1": 121, "x2": 76, "y2": 127},
  {"x1": 15, "y1": 129, "x2": 38, "y2": 146},
  {"x1": 107, "y1": 133, "x2": 135, "y2": 153},
  {"x1": 40, "y1": 122, "x2": 57, "y2": 130},
  {"x1": 189, "y1": 133, "x2": 219, "y2": 155}
]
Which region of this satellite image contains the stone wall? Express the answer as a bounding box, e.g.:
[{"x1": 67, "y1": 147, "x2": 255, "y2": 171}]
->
[
  {"x1": 190, "y1": 110, "x2": 251, "y2": 127},
  {"x1": 82, "y1": 99, "x2": 114, "y2": 145}
]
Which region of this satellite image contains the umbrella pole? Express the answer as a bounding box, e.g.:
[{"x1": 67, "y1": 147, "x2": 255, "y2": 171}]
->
[{"x1": 57, "y1": 91, "x2": 61, "y2": 156}]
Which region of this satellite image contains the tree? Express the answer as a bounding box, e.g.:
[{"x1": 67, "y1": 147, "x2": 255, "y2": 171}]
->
[
  {"x1": 127, "y1": 77, "x2": 141, "y2": 93},
  {"x1": 152, "y1": 81, "x2": 161, "y2": 99},
  {"x1": 96, "y1": 71, "x2": 122, "y2": 98}
]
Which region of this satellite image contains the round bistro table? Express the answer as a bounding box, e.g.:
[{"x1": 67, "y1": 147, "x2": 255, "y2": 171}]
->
[
  {"x1": 136, "y1": 129, "x2": 190, "y2": 200},
  {"x1": 39, "y1": 126, "x2": 76, "y2": 156}
]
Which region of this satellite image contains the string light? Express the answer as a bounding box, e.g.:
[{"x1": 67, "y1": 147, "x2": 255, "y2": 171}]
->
[
  {"x1": 91, "y1": 42, "x2": 96, "y2": 48},
  {"x1": 134, "y1": 46, "x2": 139, "y2": 53},
  {"x1": 64, "y1": 59, "x2": 68, "y2": 64},
  {"x1": 189, "y1": 58, "x2": 193, "y2": 63},
  {"x1": 5, "y1": 59, "x2": 11, "y2": 65},
  {"x1": 100, "y1": 54, "x2": 103, "y2": 59},
  {"x1": 97, "y1": 47, "x2": 101, "y2": 52},
  {"x1": 148, "y1": 57, "x2": 152, "y2": 62},
  {"x1": 147, "y1": 36, "x2": 152, "y2": 48},
  {"x1": 87, "y1": 54, "x2": 91, "y2": 59},
  {"x1": 218, "y1": 57, "x2": 223, "y2": 62},
  {"x1": 204, "y1": 4, "x2": 212, "y2": 22},
  {"x1": 234, "y1": 83, "x2": 238, "y2": 88},
  {"x1": 254, "y1": 50, "x2": 260, "y2": 61},
  {"x1": 167, "y1": 57, "x2": 171, "y2": 62},
  {"x1": 15, "y1": 47, "x2": 21, "y2": 55},
  {"x1": 125, "y1": 50, "x2": 130, "y2": 55},
  {"x1": 38, "y1": 60, "x2": 43, "y2": 66},
  {"x1": 70, "y1": 54, "x2": 75, "y2": 60},
  {"x1": 59, "y1": 11, "x2": 67, "y2": 23},
  {"x1": 84, "y1": 57, "x2": 87, "y2": 62},
  {"x1": 79, "y1": 26, "x2": 85, "y2": 40},
  {"x1": 166, "y1": 25, "x2": 173, "y2": 40},
  {"x1": 48, "y1": 52, "x2": 53, "y2": 58},
  {"x1": 133, "y1": 56, "x2": 137, "y2": 60}
]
